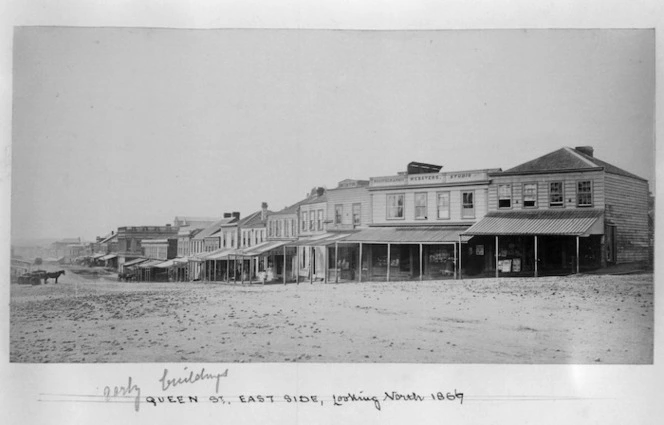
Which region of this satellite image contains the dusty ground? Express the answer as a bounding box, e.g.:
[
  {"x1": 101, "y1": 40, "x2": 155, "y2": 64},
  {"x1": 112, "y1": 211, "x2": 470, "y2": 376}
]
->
[{"x1": 9, "y1": 265, "x2": 654, "y2": 363}]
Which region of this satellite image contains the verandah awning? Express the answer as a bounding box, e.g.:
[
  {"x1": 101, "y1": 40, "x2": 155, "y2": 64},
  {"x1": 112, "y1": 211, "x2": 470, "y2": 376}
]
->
[
  {"x1": 99, "y1": 253, "x2": 118, "y2": 261},
  {"x1": 123, "y1": 258, "x2": 148, "y2": 267},
  {"x1": 240, "y1": 240, "x2": 290, "y2": 257},
  {"x1": 138, "y1": 259, "x2": 166, "y2": 269},
  {"x1": 342, "y1": 226, "x2": 469, "y2": 244},
  {"x1": 463, "y1": 209, "x2": 604, "y2": 237}
]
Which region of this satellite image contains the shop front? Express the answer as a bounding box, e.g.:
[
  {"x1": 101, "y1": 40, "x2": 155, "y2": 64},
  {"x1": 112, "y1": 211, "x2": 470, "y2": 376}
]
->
[{"x1": 462, "y1": 209, "x2": 604, "y2": 277}]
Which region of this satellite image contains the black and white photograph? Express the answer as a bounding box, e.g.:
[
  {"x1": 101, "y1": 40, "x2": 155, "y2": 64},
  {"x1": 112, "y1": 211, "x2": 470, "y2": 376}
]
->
[
  {"x1": 9, "y1": 26, "x2": 655, "y2": 364},
  {"x1": 1, "y1": 1, "x2": 662, "y2": 424}
]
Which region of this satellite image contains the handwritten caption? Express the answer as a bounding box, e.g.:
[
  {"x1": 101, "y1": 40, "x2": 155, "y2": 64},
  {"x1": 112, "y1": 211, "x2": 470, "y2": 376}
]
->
[{"x1": 102, "y1": 368, "x2": 463, "y2": 412}]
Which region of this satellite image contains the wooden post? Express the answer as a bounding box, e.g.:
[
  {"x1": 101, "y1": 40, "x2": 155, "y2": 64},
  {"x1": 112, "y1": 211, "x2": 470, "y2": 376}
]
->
[
  {"x1": 534, "y1": 235, "x2": 538, "y2": 277},
  {"x1": 386, "y1": 243, "x2": 391, "y2": 282},
  {"x1": 241, "y1": 256, "x2": 245, "y2": 284},
  {"x1": 296, "y1": 248, "x2": 300, "y2": 285},
  {"x1": 495, "y1": 236, "x2": 499, "y2": 278},
  {"x1": 458, "y1": 235, "x2": 462, "y2": 280},
  {"x1": 310, "y1": 246, "x2": 314, "y2": 284},
  {"x1": 453, "y1": 242, "x2": 457, "y2": 280},
  {"x1": 249, "y1": 257, "x2": 253, "y2": 284},
  {"x1": 419, "y1": 243, "x2": 423, "y2": 281},
  {"x1": 226, "y1": 258, "x2": 229, "y2": 282},
  {"x1": 324, "y1": 245, "x2": 328, "y2": 284},
  {"x1": 233, "y1": 255, "x2": 237, "y2": 284},
  {"x1": 576, "y1": 236, "x2": 580, "y2": 274},
  {"x1": 358, "y1": 243, "x2": 363, "y2": 283},
  {"x1": 335, "y1": 242, "x2": 339, "y2": 283},
  {"x1": 283, "y1": 245, "x2": 287, "y2": 285}
]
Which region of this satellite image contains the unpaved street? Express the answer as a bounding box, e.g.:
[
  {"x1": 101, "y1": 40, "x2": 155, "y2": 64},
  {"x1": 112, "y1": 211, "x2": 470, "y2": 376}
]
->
[{"x1": 10, "y1": 268, "x2": 653, "y2": 363}]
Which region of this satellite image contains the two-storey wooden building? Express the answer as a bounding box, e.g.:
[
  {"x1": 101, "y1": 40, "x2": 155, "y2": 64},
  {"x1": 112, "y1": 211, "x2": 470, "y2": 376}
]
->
[
  {"x1": 463, "y1": 146, "x2": 650, "y2": 276},
  {"x1": 340, "y1": 162, "x2": 499, "y2": 281}
]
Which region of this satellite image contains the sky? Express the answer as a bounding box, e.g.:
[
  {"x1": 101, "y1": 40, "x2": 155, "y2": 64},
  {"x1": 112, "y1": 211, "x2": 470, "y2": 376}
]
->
[{"x1": 10, "y1": 28, "x2": 655, "y2": 242}]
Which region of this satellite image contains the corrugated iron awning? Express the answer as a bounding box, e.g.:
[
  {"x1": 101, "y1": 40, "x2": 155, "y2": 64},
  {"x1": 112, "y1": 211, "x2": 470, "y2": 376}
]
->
[
  {"x1": 342, "y1": 226, "x2": 468, "y2": 243},
  {"x1": 91, "y1": 252, "x2": 107, "y2": 259},
  {"x1": 205, "y1": 248, "x2": 244, "y2": 260},
  {"x1": 154, "y1": 259, "x2": 176, "y2": 268},
  {"x1": 99, "y1": 253, "x2": 118, "y2": 261},
  {"x1": 139, "y1": 259, "x2": 166, "y2": 268},
  {"x1": 123, "y1": 258, "x2": 148, "y2": 267},
  {"x1": 288, "y1": 233, "x2": 355, "y2": 247},
  {"x1": 241, "y1": 240, "x2": 290, "y2": 257},
  {"x1": 463, "y1": 209, "x2": 604, "y2": 236}
]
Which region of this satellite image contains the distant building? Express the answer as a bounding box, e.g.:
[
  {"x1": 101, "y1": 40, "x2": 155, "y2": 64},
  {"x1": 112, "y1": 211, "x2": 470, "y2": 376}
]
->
[{"x1": 117, "y1": 225, "x2": 179, "y2": 272}]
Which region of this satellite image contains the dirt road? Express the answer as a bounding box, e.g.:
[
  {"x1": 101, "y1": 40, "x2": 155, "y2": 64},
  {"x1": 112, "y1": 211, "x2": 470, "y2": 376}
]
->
[{"x1": 9, "y1": 267, "x2": 653, "y2": 363}]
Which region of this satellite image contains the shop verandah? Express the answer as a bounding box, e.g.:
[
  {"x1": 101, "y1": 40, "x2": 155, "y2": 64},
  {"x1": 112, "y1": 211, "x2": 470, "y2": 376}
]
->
[
  {"x1": 462, "y1": 209, "x2": 605, "y2": 277},
  {"x1": 310, "y1": 227, "x2": 468, "y2": 283}
]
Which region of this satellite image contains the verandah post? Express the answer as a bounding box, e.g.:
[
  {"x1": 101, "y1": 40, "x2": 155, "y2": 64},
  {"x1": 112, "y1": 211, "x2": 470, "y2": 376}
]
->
[
  {"x1": 495, "y1": 236, "x2": 499, "y2": 278},
  {"x1": 534, "y1": 235, "x2": 538, "y2": 277},
  {"x1": 358, "y1": 242, "x2": 363, "y2": 283},
  {"x1": 386, "y1": 243, "x2": 391, "y2": 282},
  {"x1": 335, "y1": 241, "x2": 339, "y2": 283},
  {"x1": 419, "y1": 243, "x2": 423, "y2": 281},
  {"x1": 576, "y1": 236, "x2": 580, "y2": 274},
  {"x1": 283, "y1": 245, "x2": 287, "y2": 285}
]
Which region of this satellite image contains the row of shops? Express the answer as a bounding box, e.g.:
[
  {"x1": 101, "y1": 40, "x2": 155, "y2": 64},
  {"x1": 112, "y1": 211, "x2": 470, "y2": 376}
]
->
[
  {"x1": 118, "y1": 212, "x2": 605, "y2": 284},
  {"x1": 108, "y1": 147, "x2": 650, "y2": 284}
]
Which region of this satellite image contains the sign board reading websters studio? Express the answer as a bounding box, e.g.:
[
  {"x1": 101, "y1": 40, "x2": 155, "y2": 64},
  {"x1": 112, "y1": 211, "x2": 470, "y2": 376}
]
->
[{"x1": 370, "y1": 171, "x2": 489, "y2": 188}]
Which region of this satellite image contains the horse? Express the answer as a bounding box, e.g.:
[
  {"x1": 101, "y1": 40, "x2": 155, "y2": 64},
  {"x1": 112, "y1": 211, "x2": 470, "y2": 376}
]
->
[{"x1": 43, "y1": 270, "x2": 65, "y2": 284}]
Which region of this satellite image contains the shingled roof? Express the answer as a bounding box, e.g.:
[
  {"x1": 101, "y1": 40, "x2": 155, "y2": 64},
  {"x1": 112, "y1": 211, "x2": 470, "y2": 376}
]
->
[{"x1": 497, "y1": 147, "x2": 646, "y2": 181}]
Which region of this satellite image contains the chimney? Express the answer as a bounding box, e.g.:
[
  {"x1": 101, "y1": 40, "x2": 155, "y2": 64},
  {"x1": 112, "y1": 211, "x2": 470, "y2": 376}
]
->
[
  {"x1": 232, "y1": 211, "x2": 241, "y2": 220},
  {"x1": 316, "y1": 187, "x2": 325, "y2": 197},
  {"x1": 223, "y1": 212, "x2": 232, "y2": 218},
  {"x1": 575, "y1": 146, "x2": 594, "y2": 157},
  {"x1": 261, "y1": 202, "x2": 268, "y2": 221}
]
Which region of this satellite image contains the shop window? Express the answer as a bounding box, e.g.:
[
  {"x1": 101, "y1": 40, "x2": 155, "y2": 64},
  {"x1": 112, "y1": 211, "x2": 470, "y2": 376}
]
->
[
  {"x1": 549, "y1": 182, "x2": 564, "y2": 207},
  {"x1": 498, "y1": 184, "x2": 512, "y2": 208},
  {"x1": 523, "y1": 183, "x2": 537, "y2": 208},
  {"x1": 387, "y1": 194, "x2": 405, "y2": 219},
  {"x1": 437, "y1": 192, "x2": 450, "y2": 219},
  {"x1": 414, "y1": 192, "x2": 427, "y2": 219},
  {"x1": 352, "y1": 203, "x2": 361, "y2": 226},
  {"x1": 462, "y1": 192, "x2": 475, "y2": 218},
  {"x1": 577, "y1": 180, "x2": 593, "y2": 207}
]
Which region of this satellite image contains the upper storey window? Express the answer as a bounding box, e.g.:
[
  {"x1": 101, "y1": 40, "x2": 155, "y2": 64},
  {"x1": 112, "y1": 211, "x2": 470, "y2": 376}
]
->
[
  {"x1": 387, "y1": 194, "x2": 405, "y2": 219},
  {"x1": 549, "y1": 182, "x2": 564, "y2": 207},
  {"x1": 498, "y1": 184, "x2": 512, "y2": 208},
  {"x1": 577, "y1": 181, "x2": 593, "y2": 207}
]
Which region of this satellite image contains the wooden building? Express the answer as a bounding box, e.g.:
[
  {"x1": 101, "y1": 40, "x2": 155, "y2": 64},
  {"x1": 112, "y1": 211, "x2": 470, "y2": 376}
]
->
[
  {"x1": 337, "y1": 164, "x2": 498, "y2": 282},
  {"x1": 463, "y1": 146, "x2": 650, "y2": 276}
]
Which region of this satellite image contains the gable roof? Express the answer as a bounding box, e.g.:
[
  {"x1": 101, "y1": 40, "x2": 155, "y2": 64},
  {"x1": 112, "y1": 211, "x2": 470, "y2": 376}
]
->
[
  {"x1": 238, "y1": 210, "x2": 272, "y2": 228},
  {"x1": 498, "y1": 147, "x2": 646, "y2": 181},
  {"x1": 99, "y1": 232, "x2": 117, "y2": 244},
  {"x1": 272, "y1": 196, "x2": 312, "y2": 216},
  {"x1": 192, "y1": 217, "x2": 236, "y2": 240},
  {"x1": 301, "y1": 193, "x2": 328, "y2": 206}
]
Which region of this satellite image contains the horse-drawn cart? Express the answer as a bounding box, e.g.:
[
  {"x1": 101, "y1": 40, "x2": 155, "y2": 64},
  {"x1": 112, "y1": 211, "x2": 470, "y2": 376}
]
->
[{"x1": 17, "y1": 270, "x2": 48, "y2": 285}]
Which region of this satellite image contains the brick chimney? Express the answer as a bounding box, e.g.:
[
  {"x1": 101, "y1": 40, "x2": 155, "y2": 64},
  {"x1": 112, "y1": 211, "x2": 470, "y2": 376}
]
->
[
  {"x1": 575, "y1": 146, "x2": 594, "y2": 157},
  {"x1": 223, "y1": 212, "x2": 232, "y2": 218},
  {"x1": 232, "y1": 211, "x2": 241, "y2": 220},
  {"x1": 261, "y1": 202, "x2": 268, "y2": 221}
]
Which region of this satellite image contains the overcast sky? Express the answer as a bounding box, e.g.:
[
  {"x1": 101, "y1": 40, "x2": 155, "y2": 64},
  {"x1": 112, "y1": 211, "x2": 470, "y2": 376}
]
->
[{"x1": 11, "y1": 28, "x2": 655, "y2": 241}]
